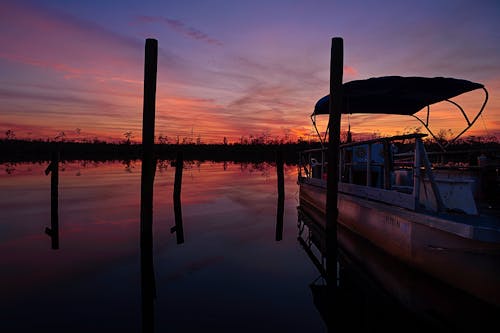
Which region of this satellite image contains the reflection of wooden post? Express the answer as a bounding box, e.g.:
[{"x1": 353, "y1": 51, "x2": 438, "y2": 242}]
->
[
  {"x1": 44, "y1": 150, "x2": 59, "y2": 250},
  {"x1": 140, "y1": 38, "x2": 157, "y2": 333},
  {"x1": 171, "y1": 151, "x2": 185, "y2": 244},
  {"x1": 326, "y1": 37, "x2": 343, "y2": 287},
  {"x1": 275, "y1": 150, "x2": 284, "y2": 241}
]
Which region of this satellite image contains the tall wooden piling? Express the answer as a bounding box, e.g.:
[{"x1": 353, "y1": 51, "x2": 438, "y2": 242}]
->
[
  {"x1": 140, "y1": 38, "x2": 158, "y2": 333},
  {"x1": 142, "y1": 38, "x2": 158, "y2": 158},
  {"x1": 325, "y1": 37, "x2": 343, "y2": 287}
]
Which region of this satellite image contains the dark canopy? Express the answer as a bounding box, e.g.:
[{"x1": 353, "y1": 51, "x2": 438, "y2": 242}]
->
[{"x1": 313, "y1": 76, "x2": 484, "y2": 116}]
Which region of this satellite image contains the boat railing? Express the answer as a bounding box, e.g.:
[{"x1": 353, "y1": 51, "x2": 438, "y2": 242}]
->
[{"x1": 298, "y1": 133, "x2": 480, "y2": 214}]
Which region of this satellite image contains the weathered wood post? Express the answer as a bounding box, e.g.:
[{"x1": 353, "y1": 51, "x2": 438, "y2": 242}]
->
[
  {"x1": 172, "y1": 151, "x2": 185, "y2": 244},
  {"x1": 140, "y1": 38, "x2": 158, "y2": 333},
  {"x1": 325, "y1": 37, "x2": 343, "y2": 287},
  {"x1": 275, "y1": 150, "x2": 285, "y2": 241},
  {"x1": 44, "y1": 150, "x2": 59, "y2": 249},
  {"x1": 142, "y1": 38, "x2": 158, "y2": 165}
]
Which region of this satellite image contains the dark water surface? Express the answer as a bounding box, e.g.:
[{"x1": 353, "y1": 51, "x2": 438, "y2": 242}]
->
[
  {"x1": 1, "y1": 161, "x2": 324, "y2": 332},
  {"x1": 1, "y1": 161, "x2": 498, "y2": 332}
]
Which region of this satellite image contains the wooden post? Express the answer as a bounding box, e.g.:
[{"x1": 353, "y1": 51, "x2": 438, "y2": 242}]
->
[
  {"x1": 325, "y1": 37, "x2": 343, "y2": 287},
  {"x1": 172, "y1": 151, "x2": 185, "y2": 244},
  {"x1": 275, "y1": 150, "x2": 284, "y2": 241},
  {"x1": 140, "y1": 38, "x2": 158, "y2": 333},
  {"x1": 44, "y1": 150, "x2": 59, "y2": 250},
  {"x1": 142, "y1": 38, "x2": 158, "y2": 158}
]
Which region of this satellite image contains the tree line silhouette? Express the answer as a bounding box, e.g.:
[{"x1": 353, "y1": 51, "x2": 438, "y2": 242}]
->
[
  {"x1": 1, "y1": 128, "x2": 498, "y2": 164},
  {"x1": 0, "y1": 137, "x2": 318, "y2": 164}
]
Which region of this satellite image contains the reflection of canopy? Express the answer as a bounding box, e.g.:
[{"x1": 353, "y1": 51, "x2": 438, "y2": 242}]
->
[{"x1": 313, "y1": 76, "x2": 484, "y2": 116}]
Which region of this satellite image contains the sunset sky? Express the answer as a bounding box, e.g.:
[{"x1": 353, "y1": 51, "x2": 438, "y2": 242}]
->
[{"x1": 1, "y1": 0, "x2": 499, "y2": 143}]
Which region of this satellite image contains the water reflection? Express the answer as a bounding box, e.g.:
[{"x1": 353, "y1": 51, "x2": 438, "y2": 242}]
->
[
  {"x1": 140, "y1": 155, "x2": 290, "y2": 332},
  {"x1": 297, "y1": 204, "x2": 500, "y2": 331},
  {"x1": 0, "y1": 160, "x2": 327, "y2": 332},
  {"x1": 44, "y1": 151, "x2": 59, "y2": 249},
  {"x1": 171, "y1": 152, "x2": 185, "y2": 244},
  {"x1": 275, "y1": 151, "x2": 285, "y2": 241},
  {"x1": 1, "y1": 159, "x2": 499, "y2": 331},
  {"x1": 140, "y1": 155, "x2": 157, "y2": 333}
]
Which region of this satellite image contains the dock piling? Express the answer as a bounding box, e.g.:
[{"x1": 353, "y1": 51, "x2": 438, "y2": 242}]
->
[
  {"x1": 325, "y1": 37, "x2": 343, "y2": 286},
  {"x1": 140, "y1": 38, "x2": 158, "y2": 333}
]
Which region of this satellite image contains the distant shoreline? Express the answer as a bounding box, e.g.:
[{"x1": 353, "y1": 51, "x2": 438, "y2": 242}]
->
[
  {"x1": 0, "y1": 140, "x2": 317, "y2": 164},
  {"x1": 1, "y1": 139, "x2": 498, "y2": 164}
]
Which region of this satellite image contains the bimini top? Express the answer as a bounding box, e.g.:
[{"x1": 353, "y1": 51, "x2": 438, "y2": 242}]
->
[{"x1": 313, "y1": 76, "x2": 484, "y2": 116}]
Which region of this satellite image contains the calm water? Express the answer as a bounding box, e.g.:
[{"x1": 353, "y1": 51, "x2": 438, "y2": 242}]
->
[{"x1": 1, "y1": 160, "x2": 498, "y2": 332}]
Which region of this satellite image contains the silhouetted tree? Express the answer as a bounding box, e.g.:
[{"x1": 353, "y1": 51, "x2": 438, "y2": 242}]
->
[
  {"x1": 75, "y1": 128, "x2": 81, "y2": 142},
  {"x1": 434, "y1": 128, "x2": 454, "y2": 146},
  {"x1": 5, "y1": 129, "x2": 15, "y2": 140},
  {"x1": 55, "y1": 131, "x2": 66, "y2": 142},
  {"x1": 124, "y1": 131, "x2": 133, "y2": 144},
  {"x1": 158, "y1": 134, "x2": 168, "y2": 144}
]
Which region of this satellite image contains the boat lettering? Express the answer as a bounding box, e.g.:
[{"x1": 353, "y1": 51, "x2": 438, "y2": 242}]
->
[{"x1": 384, "y1": 216, "x2": 400, "y2": 228}]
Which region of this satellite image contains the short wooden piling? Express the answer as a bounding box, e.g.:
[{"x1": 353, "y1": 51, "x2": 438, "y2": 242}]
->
[
  {"x1": 325, "y1": 37, "x2": 343, "y2": 287},
  {"x1": 172, "y1": 151, "x2": 185, "y2": 244}
]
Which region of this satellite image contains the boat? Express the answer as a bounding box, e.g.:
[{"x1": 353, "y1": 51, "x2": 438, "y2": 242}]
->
[{"x1": 297, "y1": 76, "x2": 500, "y2": 307}]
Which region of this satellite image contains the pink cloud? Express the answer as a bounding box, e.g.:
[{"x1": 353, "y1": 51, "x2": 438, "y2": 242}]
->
[
  {"x1": 344, "y1": 65, "x2": 358, "y2": 77},
  {"x1": 0, "y1": 1, "x2": 143, "y2": 79}
]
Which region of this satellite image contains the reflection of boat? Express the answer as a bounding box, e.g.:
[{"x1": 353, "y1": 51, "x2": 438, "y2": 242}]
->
[
  {"x1": 297, "y1": 205, "x2": 500, "y2": 330},
  {"x1": 298, "y1": 76, "x2": 500, "y2": 307}
]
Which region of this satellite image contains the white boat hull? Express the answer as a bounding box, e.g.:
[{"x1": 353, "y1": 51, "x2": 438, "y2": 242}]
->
[{"x1": 299, "y1": 181, "x2": 500, "y2": 307}]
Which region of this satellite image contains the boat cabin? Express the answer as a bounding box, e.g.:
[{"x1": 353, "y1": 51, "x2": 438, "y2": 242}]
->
[{"x1": 298, "y1": 133, "x2": 479, "y2": 215}]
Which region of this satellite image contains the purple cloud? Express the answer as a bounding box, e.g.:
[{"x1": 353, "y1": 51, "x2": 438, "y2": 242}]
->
[{"x1": 136, "y1": 15, "x2": 223, "y2": 46}]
